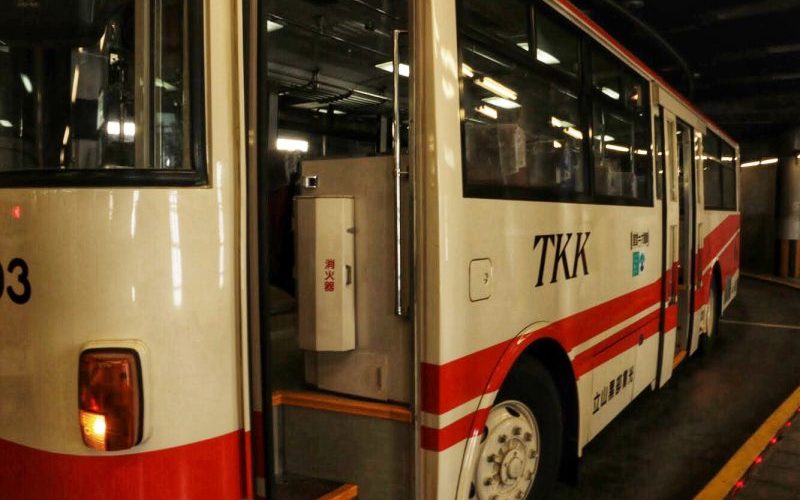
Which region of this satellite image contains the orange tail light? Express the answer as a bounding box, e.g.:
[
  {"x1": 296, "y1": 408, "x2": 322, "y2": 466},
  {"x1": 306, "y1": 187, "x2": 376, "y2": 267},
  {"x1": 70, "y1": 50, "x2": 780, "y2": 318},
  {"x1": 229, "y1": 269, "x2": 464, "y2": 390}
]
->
[{"x1": 78, "y1": 349, "x2": 143, "y2": 451}]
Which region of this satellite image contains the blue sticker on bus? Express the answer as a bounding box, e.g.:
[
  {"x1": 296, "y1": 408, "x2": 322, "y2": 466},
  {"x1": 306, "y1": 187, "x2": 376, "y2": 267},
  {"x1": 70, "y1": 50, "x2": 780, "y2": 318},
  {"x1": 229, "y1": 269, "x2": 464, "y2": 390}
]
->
[{"x1": 632, "y1": 251, "x2": 645, "y2": 277}]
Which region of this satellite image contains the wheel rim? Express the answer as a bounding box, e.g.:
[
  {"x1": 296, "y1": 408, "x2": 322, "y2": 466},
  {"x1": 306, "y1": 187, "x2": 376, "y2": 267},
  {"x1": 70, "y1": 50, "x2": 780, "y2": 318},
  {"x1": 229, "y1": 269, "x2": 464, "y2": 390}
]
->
[{"x1": 474, "y1": 400, "x2": 540, "y2": 500}]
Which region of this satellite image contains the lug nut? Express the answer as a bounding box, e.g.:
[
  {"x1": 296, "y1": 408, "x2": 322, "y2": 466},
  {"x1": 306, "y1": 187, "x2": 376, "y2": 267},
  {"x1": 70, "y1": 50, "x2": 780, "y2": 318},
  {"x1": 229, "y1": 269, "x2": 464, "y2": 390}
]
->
[
  {"x1": 487, "y1": 454, "x2": 496, "y2": 463},
  {"x1": 498, "y1": 434, "x2": 507, "y2": 443},
  {"x1": 513, "y1": 426, "x2": 522, "y2": 436},
  {"x1": 529, "y1": 450, "x2": 537, "y2": 459},
  {"x1": 524, "y1": 432, "x2": 533, "y2": 442}
]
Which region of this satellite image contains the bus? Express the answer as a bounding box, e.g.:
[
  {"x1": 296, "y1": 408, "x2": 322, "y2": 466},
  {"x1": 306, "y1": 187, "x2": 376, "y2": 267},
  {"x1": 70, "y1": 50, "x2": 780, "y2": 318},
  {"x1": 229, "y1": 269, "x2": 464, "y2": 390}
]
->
[{"x1": 0, "y1": 0, "x2": 740, "y2": 499}]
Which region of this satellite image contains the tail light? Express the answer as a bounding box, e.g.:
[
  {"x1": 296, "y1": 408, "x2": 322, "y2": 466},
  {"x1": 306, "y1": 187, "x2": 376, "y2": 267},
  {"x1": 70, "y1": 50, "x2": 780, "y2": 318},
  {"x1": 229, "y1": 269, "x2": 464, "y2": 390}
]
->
[{"x1": 79, "y1": 349, "x2": 143, "y2": 451}]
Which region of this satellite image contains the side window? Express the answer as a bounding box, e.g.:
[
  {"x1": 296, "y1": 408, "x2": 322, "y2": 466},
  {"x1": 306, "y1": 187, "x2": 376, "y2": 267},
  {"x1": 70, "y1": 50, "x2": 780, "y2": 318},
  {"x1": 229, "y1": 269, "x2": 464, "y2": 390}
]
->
[
  {"x1": 654, "y1": 113, "x2": 663, "y2": 200},
  {"x1": 0, "y1": 0, "x2": 203, "y2": 185},
  {"x1": 703, "y1": 132, "x2": 736, "y2": 210},
  {"x1": 591, "y1": 48, "x2": 651, "y2": 202},
  {"x1": 460, "y1": 0, "x2": 585, "y2": 198}
]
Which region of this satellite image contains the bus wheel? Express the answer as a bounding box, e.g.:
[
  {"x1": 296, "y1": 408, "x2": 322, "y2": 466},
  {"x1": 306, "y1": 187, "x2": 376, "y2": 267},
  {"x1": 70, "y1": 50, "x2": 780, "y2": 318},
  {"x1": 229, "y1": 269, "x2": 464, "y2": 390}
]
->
[
  {"x1": 700, "y1": 276, "x2": 721, "y2": 355},
  {"x1": 473, "y1": 360, "x2": 562, "y2": 500}
]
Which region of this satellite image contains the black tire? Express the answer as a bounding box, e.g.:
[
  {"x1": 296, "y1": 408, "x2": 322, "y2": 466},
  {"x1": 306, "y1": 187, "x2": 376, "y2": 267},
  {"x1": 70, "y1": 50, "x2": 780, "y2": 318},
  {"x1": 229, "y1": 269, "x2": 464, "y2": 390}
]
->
[
  {"x1": 699, "y1": 274, "x2": 721, "y2": 355},
  {"x1": 495, "y1": 359, "x2": 563, "y2": 500}
]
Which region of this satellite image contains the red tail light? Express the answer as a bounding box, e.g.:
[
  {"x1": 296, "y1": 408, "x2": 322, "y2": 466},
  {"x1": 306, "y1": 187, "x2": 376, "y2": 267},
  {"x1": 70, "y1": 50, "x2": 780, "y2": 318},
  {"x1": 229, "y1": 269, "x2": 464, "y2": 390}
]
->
[{"x1": 79, "y1": 349, "x2": 143, "y2": 451}]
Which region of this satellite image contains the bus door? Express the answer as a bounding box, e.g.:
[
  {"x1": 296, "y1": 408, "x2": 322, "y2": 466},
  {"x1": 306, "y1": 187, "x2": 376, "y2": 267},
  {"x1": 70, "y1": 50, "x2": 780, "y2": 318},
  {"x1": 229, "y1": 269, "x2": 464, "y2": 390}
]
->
[
  {"x1": 673, "y1": 119, "x2": 697, "y2": 363},
  {"x1": 249, "y1": 0, "x2": 415, "y2": 496},
  {"x1": 658, "y1": 110, "x2": 697, "y2": 383}
]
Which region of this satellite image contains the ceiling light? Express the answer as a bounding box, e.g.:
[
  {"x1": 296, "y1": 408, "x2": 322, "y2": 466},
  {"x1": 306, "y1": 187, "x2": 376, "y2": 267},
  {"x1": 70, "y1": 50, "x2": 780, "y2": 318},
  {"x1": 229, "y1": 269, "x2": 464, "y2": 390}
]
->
[
  {"x1": 123, "y1": 121, "x2": 136, "y2": 138},
  {"x1": 635, "y1": 149, "x2": 648, "y2": 156},
  {"x1": 62, "y1": 126, "x2": 70, "y2": 146},
  {"x1": 550, "y1": 116, "x2": 575, "y2": 128},
  {"x1": 107, "y1": 121, "x2": 121, "y2": 136},
  {"x1": 375, "y1": 61, "x2": 410, "y2": 78},
  {"x1": 276, "y1": 137, "x2": 309, "y2": 153},
  {"x1": 536, "y1": 49, "x2": 560, "y2": 65},
  {"x1": 20, "y1": 74, "x2": 32, "y2": 93},
  {"x1": 601, "y1": 87, "x2": 620, "y2": 100},
  {"x1": 0, "y1": 119, "x2": 12, "y2": 128},
  {"x1": 462, "y1": 64, "x2": 475, "y2": 78},
  {"x1": 475, "y1": 105, "x2": 498, "y2": 120},
  {"x1": 517, "y1": 42, "x2": 530, "y2": 51},
  {"x1": 482, "y1": 96, "x2": 520, "y2": 109},
  {"x1": 606, "y1": 144, "x2": 630, "y2": 152},
  {"x1": 316, "y1": 108, "x2": 346, "y2": 115},
  {"x1": 553, "y1": 140, "x2": 563, "y2": 149},
  {"x1": 267, "y1": 20, "x2": 284, "y2": 32},
  {"x1": 71, "y1": 66, "x2": 81, "y2": 103},
  {"x1": 564, "y1": 127, "x2": 583, "y2": 140},
  {"x1": 475, "y1": 77, "x2": 517, "y2": 101},
  {"x1": 740, "y1": 161, "x2": 759, "y2": 167},
  {"x1": 594, "y1": 135, "x2": 616, "y2": 142},
  {"x1": 760, "y1": 158, "x2": 778, "y2": 165}
]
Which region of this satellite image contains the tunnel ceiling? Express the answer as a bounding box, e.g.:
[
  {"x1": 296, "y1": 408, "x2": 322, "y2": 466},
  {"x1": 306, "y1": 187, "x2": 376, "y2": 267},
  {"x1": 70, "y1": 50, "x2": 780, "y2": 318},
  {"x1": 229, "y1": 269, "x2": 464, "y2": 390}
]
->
[{"x1": 569, "y1": 0, "x2": 800, "y2": 143}]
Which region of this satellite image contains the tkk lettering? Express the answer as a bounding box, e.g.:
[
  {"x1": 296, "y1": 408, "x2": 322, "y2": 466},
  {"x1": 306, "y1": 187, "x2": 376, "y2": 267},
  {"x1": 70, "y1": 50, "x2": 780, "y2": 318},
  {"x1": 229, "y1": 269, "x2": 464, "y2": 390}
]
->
[{"x1": 533, "y1": 232, "x2": 590, "y2": 287}]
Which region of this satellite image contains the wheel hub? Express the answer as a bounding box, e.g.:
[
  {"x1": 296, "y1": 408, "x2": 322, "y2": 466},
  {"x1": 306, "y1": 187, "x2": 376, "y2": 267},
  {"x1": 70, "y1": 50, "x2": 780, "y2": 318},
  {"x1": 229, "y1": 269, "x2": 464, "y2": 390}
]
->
[{"x1": 474, "y1": 401, "x2": 540, "y2": 500}]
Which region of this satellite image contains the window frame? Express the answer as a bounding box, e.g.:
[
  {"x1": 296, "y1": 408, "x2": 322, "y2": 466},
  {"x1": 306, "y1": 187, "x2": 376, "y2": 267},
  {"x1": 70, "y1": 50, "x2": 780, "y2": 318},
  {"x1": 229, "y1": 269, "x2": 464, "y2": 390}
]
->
[
  {"x1": 702, "y1": 131, "x2": 737, "y2": 212},
  {"x1": 457, "y1": 0, "x2": 654, "y2": 207},
  {"x1": 0, "y1": 1, "x2": 207, "y2": 188}
]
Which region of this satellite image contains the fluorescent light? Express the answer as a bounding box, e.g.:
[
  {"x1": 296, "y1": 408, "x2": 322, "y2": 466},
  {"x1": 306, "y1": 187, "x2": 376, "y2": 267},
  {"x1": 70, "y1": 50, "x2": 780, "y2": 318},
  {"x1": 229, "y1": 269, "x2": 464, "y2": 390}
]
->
[
  {"x1": 594, "y1": 135, "x2": 615, "y2": 142},
  {"x1": 760, "y1": 158, "x2": 778, "y2": 165},
  {"x1": 601, "y1": 87, "x2": 620, "y2": 100},
  {"x1": 375, "y1": 61, "x2": 410, "y2": 78},
  {"x1": 474, "y1": 77, "x2": 517, "y2": 101},
  {"x1": 606, "y1": 144, "x2": 630, "y2": 152},
  {"x1": 517, "y1": 42, "x2": 530, "y2": 51},
  {"x1": 461, "y1": 64, "x2": 474, "y2": 78},
  {"x1": 635, "y1": 149, "x2": 648, "y2": 156},
  {"x1": 536, "y1": 48, "x2": 560, "y2": 65},
  {"x1": 123, "y1": 121, "x2": 136, "y2": 138},
  {"x1": 316, "y1": 108, "x2": 346, "y2": 115},
  {"x1": 62, "y1": 126, "x2": 70, "y2": 146},
  {"x1": 71, "y1": 66, "x2": 80, "y2": 103},
  {"x1": 550, "y1": 116, "x2": 575, "y2": 128},
  {"x1": 20, "y1": 74, "x2": 32, "y2": 93},
  {"x1": 721, "y1": 156, "x2": 734, "y2": 161},
  {"x1": 276, "y1": 137, "x2": 309, "y2": 153},
  {"x1": 0, "y1": 119, "x2": 12, "y2": 128},
  {"x1": 482, "y1": 96, "x2": 521, "y2": 109},
  {"x1": 155, "y1": 78, "x2": 177, "y2": 91},
  {"x1": 106, "y1": 120, "x2": 121, "y2": 136},
  {"x1": 564, "y1": 127, "x2": 583, "y2": 140},
  {"x1": 553, "y1": 140, "x2": 563, "y2": 149},
  {"x1": 475, "y1": 105, "x2": 498, "y2": 120},
  {"x1": 741, "y1": 161, "x2": 759, "y2": 168},
  {"x1": 267, "y1": 20, "x2": 284, "y2": 32}
]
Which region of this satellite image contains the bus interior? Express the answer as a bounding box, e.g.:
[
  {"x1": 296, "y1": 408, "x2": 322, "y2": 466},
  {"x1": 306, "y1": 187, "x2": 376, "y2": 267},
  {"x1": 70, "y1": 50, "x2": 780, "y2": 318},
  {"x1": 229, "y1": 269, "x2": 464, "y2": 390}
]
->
[{"x1": 263, "y1": 0, "x2": 413, "y2": 403}]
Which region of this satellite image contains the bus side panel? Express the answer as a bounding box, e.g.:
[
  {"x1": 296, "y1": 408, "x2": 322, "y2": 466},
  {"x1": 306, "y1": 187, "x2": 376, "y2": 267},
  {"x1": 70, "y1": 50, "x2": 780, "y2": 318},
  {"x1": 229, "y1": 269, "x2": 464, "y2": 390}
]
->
[{"x1": 0, "y1": 3, "x2": 248, "y2": 498}]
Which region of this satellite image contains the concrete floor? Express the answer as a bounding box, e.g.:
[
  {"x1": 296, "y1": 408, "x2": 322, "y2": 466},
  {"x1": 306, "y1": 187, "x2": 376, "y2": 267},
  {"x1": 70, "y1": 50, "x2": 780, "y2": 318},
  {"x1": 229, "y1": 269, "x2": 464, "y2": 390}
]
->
[{"x1": 552, "y1": 277, "x2": 800, "y2": 499}]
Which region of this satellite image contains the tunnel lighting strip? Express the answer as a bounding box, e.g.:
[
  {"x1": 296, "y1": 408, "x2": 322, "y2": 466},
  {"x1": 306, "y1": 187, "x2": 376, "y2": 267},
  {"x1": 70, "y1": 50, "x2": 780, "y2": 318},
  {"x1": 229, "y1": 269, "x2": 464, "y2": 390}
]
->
[
  {"x1": 741, "y1": 158, "x2": 778, "y2": 168},
  {"x1": 695, "y1": 385, "x2": 800, "y2": 499}
]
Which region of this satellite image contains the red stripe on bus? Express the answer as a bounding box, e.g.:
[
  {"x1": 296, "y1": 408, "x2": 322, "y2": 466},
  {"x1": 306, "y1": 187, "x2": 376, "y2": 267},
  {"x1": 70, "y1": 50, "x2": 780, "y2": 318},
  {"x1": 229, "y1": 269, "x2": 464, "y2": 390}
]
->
[
  {"x1": 421, "y1": 279, "x2": 661, "y2": 415},
  {"x1": 421, "y1": 408, "x2": 491, "y2": 452},
  {"x1": 0, "y1": 431, "x2": 246, "y2": 500}
]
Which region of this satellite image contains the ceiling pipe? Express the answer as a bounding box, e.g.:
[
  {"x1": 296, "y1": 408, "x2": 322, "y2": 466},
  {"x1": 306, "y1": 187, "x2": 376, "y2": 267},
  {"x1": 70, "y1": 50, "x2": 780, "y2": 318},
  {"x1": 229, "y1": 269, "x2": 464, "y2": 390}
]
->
[{"x1": 584, "y1": 0, "x2": 695, "y2": 98}]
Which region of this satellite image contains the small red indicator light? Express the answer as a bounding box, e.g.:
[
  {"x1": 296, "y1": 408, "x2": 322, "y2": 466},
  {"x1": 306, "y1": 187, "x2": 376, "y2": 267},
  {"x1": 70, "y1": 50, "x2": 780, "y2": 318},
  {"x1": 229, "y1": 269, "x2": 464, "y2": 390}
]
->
[
  {"x1": 11, "y1": 205, "x2": 21, "y2": 219},
  {"x1": 78, "y1": 349, "x2": 142, "y2": 451},
  {"x1": 786, "y1": 421, "x2": 792, "y2": 427},
  {"x1": 735, "y1": 480, "x2": 745, "y2": 489},
  {"x1": 754, "y1": 456, "x2": 763, "y2": 464},
  {"x1": 770, "y1": 436, "x2": 778, "y2": 445}
]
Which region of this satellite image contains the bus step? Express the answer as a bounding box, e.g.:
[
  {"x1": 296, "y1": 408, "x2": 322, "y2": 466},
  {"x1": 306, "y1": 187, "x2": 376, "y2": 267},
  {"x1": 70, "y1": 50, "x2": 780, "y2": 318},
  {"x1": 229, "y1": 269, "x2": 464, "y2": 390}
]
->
[{"x1": 274, "y1": 473, "x2": 358, "y2": 500}]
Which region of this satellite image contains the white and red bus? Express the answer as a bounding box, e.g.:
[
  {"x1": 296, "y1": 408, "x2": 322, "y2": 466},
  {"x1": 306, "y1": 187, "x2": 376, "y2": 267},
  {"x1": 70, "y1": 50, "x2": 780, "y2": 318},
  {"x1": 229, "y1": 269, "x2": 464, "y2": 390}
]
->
[{"x1": 0, "y1": 0, "x2": 739, "y2": 499}]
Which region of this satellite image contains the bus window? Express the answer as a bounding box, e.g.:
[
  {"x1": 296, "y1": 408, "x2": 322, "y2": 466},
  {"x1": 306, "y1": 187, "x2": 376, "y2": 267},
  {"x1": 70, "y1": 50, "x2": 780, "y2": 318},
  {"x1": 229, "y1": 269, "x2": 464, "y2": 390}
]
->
[
  {"x1": 534, "y1": 8, "x2": 579, "y2": 77},
  {"x1": 460, "y1": 0, "x2": 585, "y2": 198},
  {"x1": 0, "y1": 0, "x2": 201, "y2": 182},
  {"x1": 704, "y1": 132, "x2": 737, "y2": 210},
  {"x1": 591, "y1": 47, "x2": 651, "y2": 203}
]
